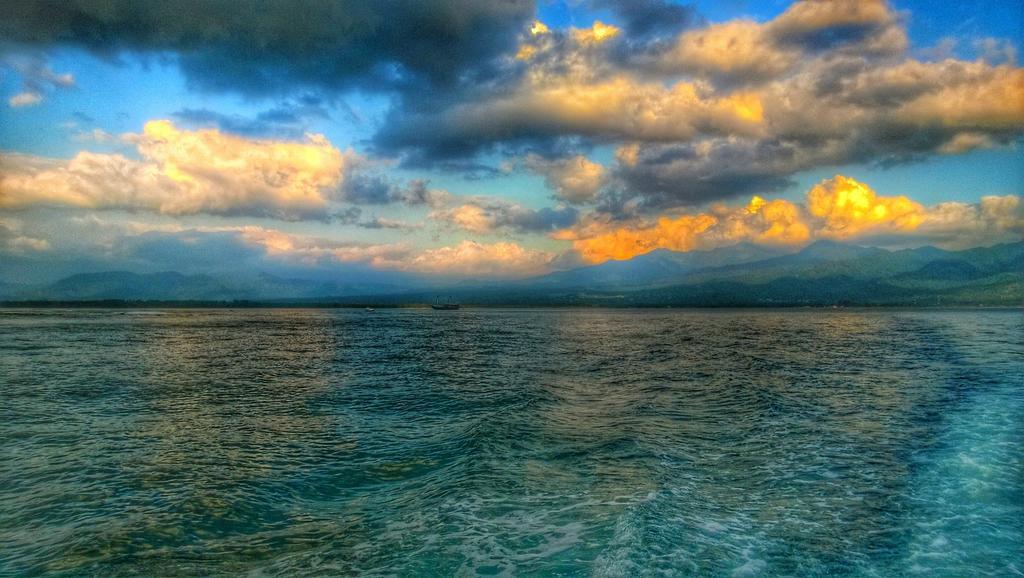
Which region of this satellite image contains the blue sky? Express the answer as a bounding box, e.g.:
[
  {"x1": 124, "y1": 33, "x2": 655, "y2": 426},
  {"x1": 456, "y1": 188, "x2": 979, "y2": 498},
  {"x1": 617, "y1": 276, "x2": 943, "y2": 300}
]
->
[{"x1": 1, "y1": 0, "x2": 1021, "y2": 281}]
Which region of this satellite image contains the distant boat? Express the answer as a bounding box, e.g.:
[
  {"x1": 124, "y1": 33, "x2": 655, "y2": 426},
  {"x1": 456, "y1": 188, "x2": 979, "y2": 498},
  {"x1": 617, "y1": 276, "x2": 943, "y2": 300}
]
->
[
  {"x1": 365, "y1": 307, "x2": 375, "y2": 312},
  {"x1": 431, "y1": 296, "x2": 460, "y2": 310}
]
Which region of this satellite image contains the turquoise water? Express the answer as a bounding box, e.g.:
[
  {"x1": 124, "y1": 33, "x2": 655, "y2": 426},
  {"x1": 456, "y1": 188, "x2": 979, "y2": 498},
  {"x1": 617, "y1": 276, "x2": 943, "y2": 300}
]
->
[{"x1": 1, "y1": 308, "x2": 1021, "y2": 576}]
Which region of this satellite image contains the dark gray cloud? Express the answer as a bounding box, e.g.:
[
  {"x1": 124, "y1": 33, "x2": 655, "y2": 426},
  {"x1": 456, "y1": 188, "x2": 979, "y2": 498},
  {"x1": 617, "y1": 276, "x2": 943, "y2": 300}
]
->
[
  {"x1": 339, "y1": 171, "x2": 450, "y2": 207},
  {"x1": 0, "y1": 0, "x2": 534, "y2": 95},
  {"x1": 606, "y1": 140, "x2": 798, "y2": 213},
  {"x1": 372, "y1": 91, "x2": 598, "y2": 169},
  {"x1": 173, "y1": 97, "x2": 330, "y2": 138},
  {"x1": 432, "y1": 198, "x2": 579, "y2": 233},
  {"x1": 765, "y1": 1, "x2": 905, "y2": 56},
  {"x1": 339, "y1": 172, "x2": 397, "y2": 205},
  {"x1": 357, "y1": 217, "x2": 420, "y2": 230},
  {"x1": 515, "y1": 205, "x2": 580, "y2": 232},
  {"x1": 335, "y1": 207, "x2": 363, "y2": 225},
  {"x1": 589, "y1": 0, "x2": 696, "y2": 38},
  {"x1": 5, "y1": 0, "x2": 1022, "y2": 220}
]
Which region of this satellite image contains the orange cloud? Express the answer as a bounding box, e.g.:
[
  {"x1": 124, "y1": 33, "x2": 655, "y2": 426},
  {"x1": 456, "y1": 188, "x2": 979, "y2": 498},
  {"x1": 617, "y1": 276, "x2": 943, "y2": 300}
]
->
[
  {"x1": 806, "y1": 175, "x2": 924, "y2": 239},
  {"x1": 555, "y1": 213, "x2": 717, "y2": 263},
  {"x1": 447, "y1": 76, "x2": 767, "y2": 145},
  {"x1": 667, "y1": 20, "x2": 796, "y2": 79},
  {"x1": 721, "y1": 196, "x2": 811, "y2": 246},
  {"x1": 555, "y1": 176, "x2": 1017, "y2": 264},
  {"x1": 570, "y1": 21, "x2": 621, "y2": 46},
  {"x1": 557, "y1": 195, "x2": 809, "y2": 264}
]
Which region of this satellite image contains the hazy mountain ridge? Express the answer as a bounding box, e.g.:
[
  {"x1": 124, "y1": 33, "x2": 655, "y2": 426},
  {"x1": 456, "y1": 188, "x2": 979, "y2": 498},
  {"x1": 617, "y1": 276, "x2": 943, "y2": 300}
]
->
[
  {"x1": 4, "y1": 271, "x2": 413, "y2": 301},
  {"x1": 4, "y1": 241, "x2": 1022, "y2": 306},
  {"x1": 525, "y1": 242, "x2": 794, "y2": 289},
  {"x1": 408, "y1": 241, "x2": 1024, "y2": 306}
]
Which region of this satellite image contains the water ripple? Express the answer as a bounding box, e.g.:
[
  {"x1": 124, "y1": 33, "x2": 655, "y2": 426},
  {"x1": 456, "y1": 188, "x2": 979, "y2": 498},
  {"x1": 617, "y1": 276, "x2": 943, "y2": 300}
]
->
[{"x1": 1, "y1": 308, "x2": 1022, "y2": 575}]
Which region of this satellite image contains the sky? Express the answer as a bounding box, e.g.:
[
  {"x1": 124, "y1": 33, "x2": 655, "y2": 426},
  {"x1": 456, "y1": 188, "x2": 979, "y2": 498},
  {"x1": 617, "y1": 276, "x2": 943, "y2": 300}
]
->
[{"x1": 0, "y1": 0, "x2": 1022, "y2": 283}]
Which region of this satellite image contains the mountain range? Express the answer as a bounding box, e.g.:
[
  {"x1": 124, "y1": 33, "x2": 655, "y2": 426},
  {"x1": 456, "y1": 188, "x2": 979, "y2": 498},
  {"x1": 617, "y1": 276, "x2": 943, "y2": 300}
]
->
[{"x1": 3, "y1": 240, "x2": 1022, "y2": 306}]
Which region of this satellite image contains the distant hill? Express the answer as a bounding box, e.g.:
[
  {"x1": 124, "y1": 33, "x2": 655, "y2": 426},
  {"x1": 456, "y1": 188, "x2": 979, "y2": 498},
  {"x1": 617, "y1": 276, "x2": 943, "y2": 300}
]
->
[
  {"x1": 4, "y1": 241, "x2": 1022, "y2": 306},
  {"x1": 526, "y1": 242, "x2": 794, "y2": 289},
  {"x1": 41, "y1": 271, "x2": 234, "y2": 301},
  {"x1": 9, "y1": 271, "x2": 413, "y2": 302},
  {"x1": 340, "y1": 240, "x2": 1024, "y2": 307}
]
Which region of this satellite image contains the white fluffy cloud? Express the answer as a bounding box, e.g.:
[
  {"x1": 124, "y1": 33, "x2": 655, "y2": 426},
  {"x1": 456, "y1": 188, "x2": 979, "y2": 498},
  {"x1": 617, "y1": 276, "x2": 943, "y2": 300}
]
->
[
  {"x1": 8, "y1": 91, "x2": 42, "y2": 107},
  {"x1": 220, "y1": 227, "x2": 557, "y2": 278},
  {"x1": 1, "y1": 121, "x2": 349, "y2": 220},
  {"x1": 374, "y1": 240, "x2": 555, "y2": 277},
  {"x1": 525, "y1": 154, "x2": 605, "y2": 203},
  {"x1": 0, "y1": 218, "x2": 50, "y2": 253},
  {"x1": 3, "y1": 52, "x2": 75, "y2": 108}
]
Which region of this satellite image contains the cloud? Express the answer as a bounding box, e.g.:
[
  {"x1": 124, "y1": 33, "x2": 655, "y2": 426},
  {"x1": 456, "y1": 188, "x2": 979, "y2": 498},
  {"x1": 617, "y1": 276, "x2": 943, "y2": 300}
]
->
[
  {"x1": 767, "y1": 0, "x2": 905, "y2": 54},
  {"x1": 607, "y1": 139, "x2": 801, "y2": 210},
  {"x1": 173, "y1": 107, "x2": 313, "y2": 139},
  {"x1": 0, "y1": 218, "x2": 50, "y2": 253},
  {"x1": 912, "y1": 195, "x2": 1024, "y2": 249},
  {"x1": 339, "y1": 169, "x2": 451, "y2": 207},
  {"x1": 2, "y1": 52, "x2": 75, "y2": 107},
  {"x1": 375, "y1": 240, "x2": 555, "y2": 277},
  {"x1": 570, "y1": 21, "x2": 622, "y2": 46},
  {"x1": 171, "y1": 95, "x2": 339, "y2": 139},
  {"x1": 372, "y1": 0, "x2": 1023, "y2": 211},
  {"x1": 1, "y1": 120, "x2": 350, "y2": 220},
  {"x1": 555, "y1": 175, "x2": 1023, "y2": 263},
  {"x1": 640, "y1": 0, "x2": 904, "y2": 82},
  {"x1": 525, "y1": 154, "x2": 606, "y2": 203},
  {"x1": 71, "y1": 128, "x2": 118, "y2": 144},
  {"x1": 8, "y1": 92, "x2": 42, "y2": 107},
  {"x1": 4, "y1": 0, "x2": 1020, "y2": 214},
  {"x1": 806, "y1": 175, "x2": 923, "y2": 239},
  {"x1": 974, "y1": 37, "x2": 1018, "y2": 65},
  {"x1": 0, "y1": 216, "x2": 422, "y2": 284},
  {"x1": 556, "y1": 195, "x2": 809, "y2": 263},
  {"x1": 649, "y1": 0, "x2": 907, "y2": 81},
  {"x1": 431, "y1": 198, "x2": 578, "y2": 233},
  {"x1": 376, "y1": 74, "x2": 769, "y2": 163},
  {"x1": 602, "y1": 59, "x2": 1023, "y2": 209},
  {"x1": 53, "y1": 220, "x2": 555, "y2": 279},
  {"x1": 0, "y1": 0, "x2": 534, "y2": 96},
  {"x1": 357, "y1": 217, "x2": 421, "y2": 231},
  {"x1": 588, "y1": 0, "x2": 696, "y2": 39},
  {"x1": 335, "y1": 207, "x2": 363, "y2": 225},
  {"x1": 657, "y1": 20, "x2": 798, "y2": 81}
]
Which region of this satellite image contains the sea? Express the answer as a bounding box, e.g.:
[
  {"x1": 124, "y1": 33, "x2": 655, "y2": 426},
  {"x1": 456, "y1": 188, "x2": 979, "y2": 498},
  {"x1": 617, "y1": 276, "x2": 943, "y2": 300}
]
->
[{"x1": 1, "y1": 308, "x2": 1022, "y2": 576}]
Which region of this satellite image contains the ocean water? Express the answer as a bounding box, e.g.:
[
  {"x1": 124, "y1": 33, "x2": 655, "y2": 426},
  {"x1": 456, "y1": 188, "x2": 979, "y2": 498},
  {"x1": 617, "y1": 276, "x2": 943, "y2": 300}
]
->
[{"x1": 1, "y1": 308, "x2": 1021, "y2": 577}]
